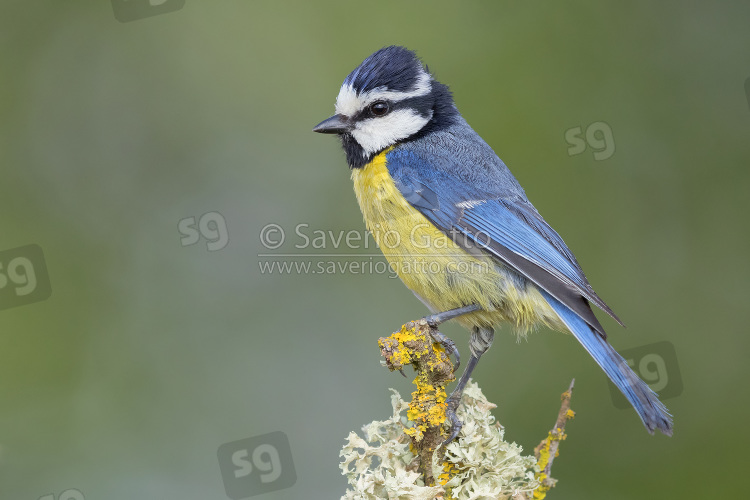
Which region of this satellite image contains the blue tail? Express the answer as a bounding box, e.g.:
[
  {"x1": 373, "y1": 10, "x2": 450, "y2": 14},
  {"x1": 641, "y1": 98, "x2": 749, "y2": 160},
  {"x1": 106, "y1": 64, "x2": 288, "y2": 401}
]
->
[{"x1": 540, "y1": 290, "x2": 673, "y2": 436}]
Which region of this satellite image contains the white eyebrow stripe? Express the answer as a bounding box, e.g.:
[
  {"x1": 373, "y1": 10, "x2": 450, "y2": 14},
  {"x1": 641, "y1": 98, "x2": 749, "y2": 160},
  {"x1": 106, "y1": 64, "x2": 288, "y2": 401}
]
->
[
  {"x1": 334, "y1": 68, "x2": 432, "y2": 118},
  {"x1": 360, "y1": 70, "x2": 432, "y2": 104}
]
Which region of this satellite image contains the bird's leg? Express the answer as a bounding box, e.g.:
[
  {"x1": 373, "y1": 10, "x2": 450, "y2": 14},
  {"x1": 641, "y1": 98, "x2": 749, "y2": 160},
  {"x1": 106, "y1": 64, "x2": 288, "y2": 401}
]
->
[
  {"x1": 423, "y1": 303, "x2": 480, "y2": 372},
  {"x1": 440, "y1": 326, "x2": 495, "y2": 451},
  {"x1": 424, "y1": 303, "x2": 481, "y2": 328}
]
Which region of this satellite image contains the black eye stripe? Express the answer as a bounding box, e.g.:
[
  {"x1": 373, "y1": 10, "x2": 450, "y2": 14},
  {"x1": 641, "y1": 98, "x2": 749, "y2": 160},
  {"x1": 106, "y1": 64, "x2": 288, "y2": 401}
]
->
[
  {"x1": 350, "y1": 101, "x2": 390, "y2": 121},
  {"x1": 351, "y1": 92, "x2": 435, "y2": 123}
]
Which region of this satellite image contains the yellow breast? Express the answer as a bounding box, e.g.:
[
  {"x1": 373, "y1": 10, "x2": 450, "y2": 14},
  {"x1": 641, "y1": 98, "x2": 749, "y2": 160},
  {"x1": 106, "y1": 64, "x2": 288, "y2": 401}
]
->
[{"x1": 350, "y1": 149, "x2": 556, "y2": 333}]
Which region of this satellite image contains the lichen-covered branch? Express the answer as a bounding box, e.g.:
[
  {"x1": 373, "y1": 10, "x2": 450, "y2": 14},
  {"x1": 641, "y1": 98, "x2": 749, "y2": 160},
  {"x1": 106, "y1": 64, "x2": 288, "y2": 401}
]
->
[
  {"x1": 340, "y1": 320, "x2": 576, "y2": 500},
  {"x1": 378, "y1": 319, "x2": 454, "y2": 486},
  {"x1": 529, "y1": 380, "x2": 576, "y2": 500}
]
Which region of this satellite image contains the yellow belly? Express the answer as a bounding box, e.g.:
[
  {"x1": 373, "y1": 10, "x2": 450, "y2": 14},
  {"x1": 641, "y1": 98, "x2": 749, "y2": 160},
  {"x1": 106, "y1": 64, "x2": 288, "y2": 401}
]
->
[{"x1": 351, "y1": 149, "x2": 559, "y2": 333}]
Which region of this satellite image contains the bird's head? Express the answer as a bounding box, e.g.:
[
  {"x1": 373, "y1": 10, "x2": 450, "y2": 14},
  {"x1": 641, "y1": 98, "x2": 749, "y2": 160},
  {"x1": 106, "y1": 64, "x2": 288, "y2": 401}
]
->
[{"x1": 313, "y1": 46, "x2": 457, "y2": 168}]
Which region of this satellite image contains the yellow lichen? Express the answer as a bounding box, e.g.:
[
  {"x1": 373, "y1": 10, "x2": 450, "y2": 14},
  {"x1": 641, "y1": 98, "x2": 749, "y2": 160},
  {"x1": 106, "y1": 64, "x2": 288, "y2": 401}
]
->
[
  {"x1": 532, "y1": 404, "x2": 576, "y2": 499},
  {"x1": 438, "y1": 461, "x2": 460, "y2": 500},
  {"x1": 533, "y1": 473, "x2": 551, "y2": 500},
  {"x1": 381, "y1": 323, "x2": 453, "y2": 446}
]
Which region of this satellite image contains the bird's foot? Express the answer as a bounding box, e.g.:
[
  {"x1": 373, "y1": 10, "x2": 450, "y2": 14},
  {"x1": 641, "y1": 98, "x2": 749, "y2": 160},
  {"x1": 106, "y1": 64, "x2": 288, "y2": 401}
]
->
[{"x1": 428, "y1": 328, "x2": 460, "y2": 372}]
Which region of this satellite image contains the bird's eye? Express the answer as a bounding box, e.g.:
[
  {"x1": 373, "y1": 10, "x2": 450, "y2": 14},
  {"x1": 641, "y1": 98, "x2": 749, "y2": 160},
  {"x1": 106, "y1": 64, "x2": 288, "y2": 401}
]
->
[{"x1": 369, "y1": 101, "x2": 390, "y2": 117}]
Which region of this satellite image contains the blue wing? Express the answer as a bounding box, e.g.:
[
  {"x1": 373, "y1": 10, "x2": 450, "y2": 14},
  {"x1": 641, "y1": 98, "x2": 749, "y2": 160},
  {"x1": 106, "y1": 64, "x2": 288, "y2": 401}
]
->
[{"x1": 385, "y1": 147, "x2": 622, "y2": 336}]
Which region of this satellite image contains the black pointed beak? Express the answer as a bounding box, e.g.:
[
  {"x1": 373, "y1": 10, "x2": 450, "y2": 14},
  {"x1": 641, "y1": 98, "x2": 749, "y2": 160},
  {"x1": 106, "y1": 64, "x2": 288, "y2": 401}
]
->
[{"x1": 313, "y1": 114, "x2": 350, "y2": 134}]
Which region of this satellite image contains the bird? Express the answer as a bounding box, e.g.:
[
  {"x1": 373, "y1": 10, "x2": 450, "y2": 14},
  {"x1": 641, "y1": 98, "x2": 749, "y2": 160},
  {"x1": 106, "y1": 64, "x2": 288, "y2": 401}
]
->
[{"x1": 313, "y1": 45, "x2": 673, "y2": 444}]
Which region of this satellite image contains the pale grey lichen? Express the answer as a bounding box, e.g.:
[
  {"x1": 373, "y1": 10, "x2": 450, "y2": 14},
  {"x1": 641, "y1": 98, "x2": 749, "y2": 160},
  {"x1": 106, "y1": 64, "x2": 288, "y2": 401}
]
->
[{"x1": 340, "y1": 381, "x2": 540, "y2": 500}]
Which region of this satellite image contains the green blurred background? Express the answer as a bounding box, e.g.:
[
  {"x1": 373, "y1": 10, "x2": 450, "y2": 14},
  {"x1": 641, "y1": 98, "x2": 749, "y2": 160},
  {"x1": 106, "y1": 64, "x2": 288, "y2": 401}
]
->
[{"x1": 1, "y1": 1, "x2": 748, "y2": 499}]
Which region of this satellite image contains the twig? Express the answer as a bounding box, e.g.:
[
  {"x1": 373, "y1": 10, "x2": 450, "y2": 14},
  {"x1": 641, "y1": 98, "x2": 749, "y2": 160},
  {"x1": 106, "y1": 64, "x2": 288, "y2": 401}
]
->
[{"x1": 528, "y1": 379, "x2": 576, "y2": 500}]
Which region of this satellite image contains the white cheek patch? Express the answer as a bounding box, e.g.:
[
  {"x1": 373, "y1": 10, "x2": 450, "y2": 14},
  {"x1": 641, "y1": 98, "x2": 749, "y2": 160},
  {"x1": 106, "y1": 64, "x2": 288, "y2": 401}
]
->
[{"x1": 351, "y1": 108, "x2": 433, "y2": 155}]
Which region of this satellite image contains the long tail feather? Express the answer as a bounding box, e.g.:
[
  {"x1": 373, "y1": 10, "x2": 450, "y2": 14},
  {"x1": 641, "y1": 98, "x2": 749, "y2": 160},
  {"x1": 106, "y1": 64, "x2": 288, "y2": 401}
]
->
[{"x1": 540, "y1": 289, "x2": 673, "y2": 436}]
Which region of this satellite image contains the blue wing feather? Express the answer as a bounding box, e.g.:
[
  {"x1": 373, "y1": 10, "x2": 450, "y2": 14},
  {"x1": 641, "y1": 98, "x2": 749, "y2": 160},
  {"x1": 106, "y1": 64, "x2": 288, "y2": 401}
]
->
[{"x1": 385, "y1": 147, "x2": 622, "y2": 333}]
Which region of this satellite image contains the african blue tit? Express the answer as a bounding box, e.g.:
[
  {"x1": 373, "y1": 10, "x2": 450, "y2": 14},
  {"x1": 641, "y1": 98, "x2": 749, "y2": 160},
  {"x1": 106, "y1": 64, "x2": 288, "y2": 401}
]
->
[{"x1": 313, "y1": 46, "x2": 672, "y2": 442}]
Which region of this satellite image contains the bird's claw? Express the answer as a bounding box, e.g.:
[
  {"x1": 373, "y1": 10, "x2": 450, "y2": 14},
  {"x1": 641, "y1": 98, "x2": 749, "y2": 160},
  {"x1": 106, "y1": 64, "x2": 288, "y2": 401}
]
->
[
  {"x1": 428, "y1": 328, "x2": 461, "y2": 373},
  {"x1": 439, "y1": 395, "x2": 463, "y2": 453}
]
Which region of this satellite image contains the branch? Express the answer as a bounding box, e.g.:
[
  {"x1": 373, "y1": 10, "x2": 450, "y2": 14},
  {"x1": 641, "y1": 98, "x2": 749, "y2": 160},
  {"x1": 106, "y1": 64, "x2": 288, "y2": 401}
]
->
[
  {"x1": 379, "y1": 319, "x2": 454, "y2": 487},
  {"x1": 525, "y1": 379, "x2": 576, "y2": 500},
  {"x1": 340, "y1": 320, "x2": 577, "y2": 500}
]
